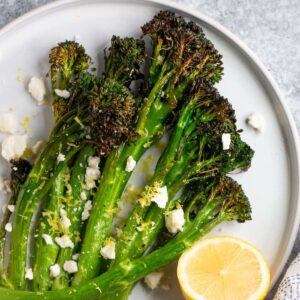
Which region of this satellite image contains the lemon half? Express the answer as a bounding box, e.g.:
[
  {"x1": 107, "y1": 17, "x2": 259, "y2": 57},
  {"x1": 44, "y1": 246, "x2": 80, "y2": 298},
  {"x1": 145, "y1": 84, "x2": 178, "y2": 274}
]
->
[{"x1": 177, "y1": 236, "x2": 270, "y2": 300}]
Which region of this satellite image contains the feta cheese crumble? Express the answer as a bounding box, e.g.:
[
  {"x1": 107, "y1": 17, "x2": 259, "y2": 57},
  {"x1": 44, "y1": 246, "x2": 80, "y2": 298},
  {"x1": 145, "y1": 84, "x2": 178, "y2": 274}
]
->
[
  {"x1": 55, "y1": 235, "x2": 74, "y2": 249},
  {"x1": 54, "y1": 89, "x2": 70, "y2": 99},
  {"x1": 85, "y1": 156, "x2": 100, "y2": 190},
  {"x1": 0, "y1": 113, "x2": 18, "y2": 134},
  {"x1": 60, "y1": 208, "x2": 71, "y2": 232},
  {"x1": 125, "y1": 156, "x2": 136, "y2": 172},
  {"x1": 72, "y1": 253, "x2": 80, "y2": 261},
  {"x1": 1, "y1": 134, "x2": 27, "y2": 161},
  {"x1": 63, "y1": 260, "x2": 78, "y2": 274},
  {"x1": 144, "y1": 271, "x2": 164, "y2": 290},
  {"x1": 5, "y1": 222, "x2": 12, "y2": 232},
  {"x1": 57, "y1": 153, "x2": 66, "y2": 162},
  {"x1": 7, "y1": 205, "x2": 15, "y2": 212},
  {"x1": 247, "y1": 112, "x2": 265, "y2": 132},
  {"x1": 222, "y1": 133, "x2": 231, "y2": 150},
  {"x1": 100, "y1": 240, "x2": 116, "y2": 260},
  {"x1": 28, "y1": 77, "x2": 46, "y2": 104},
  {"x1": 80, "y1": 191, "x2": 87, "y2": 201},
  {"x1": 60, "y1": 207, "x2": 67, "y2": 216},
  {"x1": 165, "y1": 208, "x2": 185, "y2": 234},
  {"x1": 82, "y1": 200, "x2": 92, "y2": 221},
  {"x1": 151, "y1": 186, "x2": 168, "y2": 208},
  {"x1": 42, "y1": 234, "x2": 54, "y2": 245},
  {"x1": 25, "y1": 268, "x2": 34, "y2": 280},
  {"x1": 50, "y1": 264, "x2": 60, "y2": 278},
  {"x1": 87, "y1": 156, "x2": 100, "y2": 168}
]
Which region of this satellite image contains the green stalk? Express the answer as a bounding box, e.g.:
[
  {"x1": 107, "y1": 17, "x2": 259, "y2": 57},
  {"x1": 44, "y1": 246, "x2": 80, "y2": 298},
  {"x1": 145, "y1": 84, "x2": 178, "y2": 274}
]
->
[
  {"x1": 52, "y1": 145, "x2": 95, "y2": 290},
  {"x1": 73, "y1": 87, "x2": 196, "y2": 285},
  {"x1": 33, "y1": 167, "x2": 67, "y2": 291},
  {"x1": 72, "y1": 97, "x2": 172, "y2": 285},
  {"x1": 135, "y1": 68, "x2": 174, "y2": 135},
  {"x1": 0, "y1": 199, "x2": 224, "y2": 300},
  {"x1": 0, "y1": 192, "x2": 18, "y2": 287},
  {"x1": 111, "y1": 107, "x2": 200, "y2": 267},
  {"x1": 8, "y1": 143, "x2": 82, "y2": 290},
  {"x1": 112, "y1": 155, "x2": 219, "y2": 265}
]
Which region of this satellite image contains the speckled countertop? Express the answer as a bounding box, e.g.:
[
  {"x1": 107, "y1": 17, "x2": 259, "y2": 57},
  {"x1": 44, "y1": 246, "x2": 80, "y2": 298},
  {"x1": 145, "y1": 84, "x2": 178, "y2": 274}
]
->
[{"x1": 0, "y1": 0, "x2": 299, "y2": 298}]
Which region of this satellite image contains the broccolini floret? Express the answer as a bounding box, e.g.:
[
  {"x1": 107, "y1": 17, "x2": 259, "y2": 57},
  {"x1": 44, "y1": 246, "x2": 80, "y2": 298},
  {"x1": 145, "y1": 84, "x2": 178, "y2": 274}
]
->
[
  {"x1": 104, "y1": 36, "x2": 145, "y2": 86},
  {"x1": 49, "y1": 41, "x2": 91, "y2": 120}
]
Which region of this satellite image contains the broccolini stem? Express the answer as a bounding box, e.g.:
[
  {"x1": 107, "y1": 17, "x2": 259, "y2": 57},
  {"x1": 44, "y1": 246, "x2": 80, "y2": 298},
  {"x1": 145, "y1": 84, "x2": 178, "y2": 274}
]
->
[
  {"x1": 72, "y1": 99, "x2": 172, "y2": 285},
  {"x1": 110, "y1": 100, "x2": 207, "y2": 267},
  {"x1": 52, "y1": 145, "x2": 95, "y2": 290},
  {"x1": 135, "y1": 68, "x2": 174, "y2": 136},
  {"x1": 33, "y1": 167, "x2": 67, "y2": 291},
  {"x1": 0, "y1": 192, "x2": 18, "y2": 287},
  {"x1": 0, "y1": 200, "x2": 224, "y2": 300},
  {"x1": 8, "y1": 144, "x2": 82, "y2": 290},
  {"x1": 112, "y1": 156, "x2": 218, "y2": 269},
  {"x1": 72, "y1": 146, "x2": 129, "y2": 285}
]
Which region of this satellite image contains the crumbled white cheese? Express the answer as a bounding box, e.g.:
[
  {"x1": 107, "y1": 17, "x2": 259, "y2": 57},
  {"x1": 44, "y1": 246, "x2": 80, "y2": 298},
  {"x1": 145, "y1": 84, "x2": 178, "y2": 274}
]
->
[
  {"x1": 165, "y1": 208, "x2": 185, "y2": 234},
  {"x1": 28, "y1": 77, "x2": 46, "y2": 104},
  {"x1": 247, "y1": 112, "x2": 265, "y2": 132},
  {"x1": 151, "y1": 186, "x2": 168, "y2": 208},
  {"x1": 55, "y1": 235, "x2": 74, "y2": 249},
  {"x1": 54, "y1": 89, "x2": 70, "y2": 99},
  {"x1": 0, "y1": 113, "x2": 18, "y2": 134},
  {"x1": 63, "y1": 260, "x2": 78, "y2": 274},
  {"x1": 31, "y1": 140, "x2": 45, "y2": 156},
  {"x1": 72, "y1": 253, "x2": 80, "y2": 261},
  {"x1": 7, "y1": 205, "x2": 15, "y2": 212},
  {"x1": 80, "y1": 191, "x2": 87, "y2": 201},
  {"x1": 85, "y1": 157, "x2": 100, "y2": 190},
  {"x1": 144, "y1": 271, "x2": 164, "y2": 290},
  {"x1": 0, "y1": 177, "x2": 11, "y2": 194},
  {"x1": 57, "y1": 153, "x2": 66, "y2": 162},
  {"x1": 60, "y1": 207, "x2": 67, "y2": 216},
  {"x1": 25, "y1": 268, "x2": 34, "y2": 280},
  {"x1": 87, "y1": 156, "x2": 100, "y2": 168},
  {"x1": 50, "y1": 264, "x2": 60, "y2": 278},
  {"x1": 82, "y1": 200, "x2": 92, "y2": 221},
  {"x1": 222, "y1": 133, "x2": 231, "y2": 150},
  {"x1": 5, "y1": 222, "x2": 12, "y2": 232},
  {"x1": 125, "y1": 156, "x2": 136, "y2": 172},
  {"x1": 85, "y1": 167, "x2": 100, "y2": 189},
  {"x1": 60, "y1": 213, "x2": 71, "y2": 232},
  {"x1": 1, "y1": 134, "x2": 27, "y2": 161},
  {"x1": 100, "y1": 240, "x2": 116, "y2": 260},
  {"x1": 42, "y1": 234, "x2": 54, "y2": 245}
]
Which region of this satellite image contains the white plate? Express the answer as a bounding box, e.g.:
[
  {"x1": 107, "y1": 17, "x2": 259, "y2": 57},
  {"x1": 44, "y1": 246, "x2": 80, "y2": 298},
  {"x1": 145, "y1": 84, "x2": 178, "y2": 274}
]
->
[{"x1": 0, "y1": 0, "x2": 299, "y2": 299}]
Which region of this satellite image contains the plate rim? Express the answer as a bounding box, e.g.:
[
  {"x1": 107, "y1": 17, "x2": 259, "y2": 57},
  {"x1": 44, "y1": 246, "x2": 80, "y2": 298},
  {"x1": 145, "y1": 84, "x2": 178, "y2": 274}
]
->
[{"x1": 0, "y1": 0, "x2": 299, "y2": 290}]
